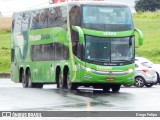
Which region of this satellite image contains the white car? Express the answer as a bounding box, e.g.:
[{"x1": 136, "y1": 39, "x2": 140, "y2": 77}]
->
[
  {"x1": 134, "y1": 59, "x2": 157, "y2": 87},
  {"x1": 135, "y1": 57, "x2": 160, "y2": 84}
]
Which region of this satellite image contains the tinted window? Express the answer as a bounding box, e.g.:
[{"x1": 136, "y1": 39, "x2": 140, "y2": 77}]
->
[
  {"x1": 63, "y1": 45, "x2": 69, "y2": 60},
  {"x1": 69, "y1": 5, "x2": 81, "y2": 56},
  {"x1": 22, "y1": 12, "x2": 31, "y2": 31},
  {"x1": 31, "y1": 10, "x2": 40, "y2": 29},
  {"x1": 48, "y1": 6, "x2": 67, "y2": 28},
  {"x1": 39, "y1": 8, "x2": 49, "y2": 28},
  {"x1": 30, "y1": 43, "x2": 69, "y2": 61},
  {"x1": 30, "y1": 6, "x2": 67, "y2": 29},
  {"x1": 55, "y1": 43, "x2": 63, "y2": 60},
  {"x1": 82, "y1": 5, "x2": 133, "y2": 31},
  {"x1": 14, "y1": 14, "x2": 22, "y2": 32},
  {"x1": 84, "y1": 36, "x2": 134, "y2": 65}
]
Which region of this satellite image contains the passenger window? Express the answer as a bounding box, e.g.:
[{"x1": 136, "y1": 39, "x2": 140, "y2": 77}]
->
[
  {"x1": 31, "y1": 10, "x2": 40, "y2": 29},
  {"x1": 69, "y1": 5, "x2": 81, "y2": 56},
  {"x1": 14, "y1": 14, "x2": 22, "y2": 32},
  {"x1": 39, "y1": 9, "x2": 49, "y2": 28},
  {"x1": 22, "y1": 12, "x2": 31, "y2": 31}
]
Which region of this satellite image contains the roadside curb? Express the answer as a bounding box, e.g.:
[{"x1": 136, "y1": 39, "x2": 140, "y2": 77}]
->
[{"x1": 0, "y1": 73, "x2": 10, "y2": 78}]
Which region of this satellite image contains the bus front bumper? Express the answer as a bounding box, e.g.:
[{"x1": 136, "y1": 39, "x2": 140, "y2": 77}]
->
[{"x1": 77, "y1": 68, "x2": 135, "y2": 85}]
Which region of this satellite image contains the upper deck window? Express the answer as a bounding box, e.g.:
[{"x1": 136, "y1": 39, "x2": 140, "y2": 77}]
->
[{"x1": 82, "y1": 5, "x2": 133, "y2": 31}]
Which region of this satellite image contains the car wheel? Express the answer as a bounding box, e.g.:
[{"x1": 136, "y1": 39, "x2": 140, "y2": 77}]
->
[
  {"x1": 145, "y1": 84, "x2": 153, "y2": 87},
  {"x1": 134, "y1": 76, "x2": 145, "y2": 88},
  {"x1": 156, "y1": 72, "x2": 160, "y2": 84},
  {"x1": 111, "y1": 85, "x2": 121, "y2": 93}
]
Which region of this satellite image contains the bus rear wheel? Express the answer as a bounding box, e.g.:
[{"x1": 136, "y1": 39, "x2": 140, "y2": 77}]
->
[
  {"x1": 66, "y1": 71, "x2": 77, "y2": 90},
  {"x1": 58, "y1": 73, "x2": 63, "y2": 89},
  {"x1": 21, "y1": 71, "x2": 27, "y2": 88},
  {"x1": 27, "y1": 70, "x2": 33, "y2": 88},
  {"x1": 111, "y1": 85, "x2": 121, "y2": 93},
  {"x1": 56, "y1": 70, "x2": 63, "y2": 89},
  {"x1": 27, "y1": 70, "x2": 43, "y2": 88}
]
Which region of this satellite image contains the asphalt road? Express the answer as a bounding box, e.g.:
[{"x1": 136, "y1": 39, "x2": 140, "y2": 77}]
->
[{"x1": 0, "y1": 79, "x2": 160, "y2": 111}]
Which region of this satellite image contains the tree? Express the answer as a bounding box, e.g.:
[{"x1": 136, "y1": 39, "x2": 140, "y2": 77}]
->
[{"x1": 135, "y1": 0, "x2": 160, "y2": 12}]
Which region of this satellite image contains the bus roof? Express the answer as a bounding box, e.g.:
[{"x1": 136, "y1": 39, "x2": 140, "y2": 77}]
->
[
  {"x1": 13, "y1": 0, "x2": 128, "y2": 15},
  {"x1": 68, "y1": 1, "x2": 128, "y2": 6}
]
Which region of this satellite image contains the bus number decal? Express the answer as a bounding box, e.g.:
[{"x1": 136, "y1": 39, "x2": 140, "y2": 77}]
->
[{"x1": 103, "y1": 32, "x2": 117, "y2": 36}]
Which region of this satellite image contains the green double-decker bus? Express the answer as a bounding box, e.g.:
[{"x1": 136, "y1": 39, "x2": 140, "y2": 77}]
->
[{"x1": 11, "y1": 1, "x2": 143, "y2": 92}]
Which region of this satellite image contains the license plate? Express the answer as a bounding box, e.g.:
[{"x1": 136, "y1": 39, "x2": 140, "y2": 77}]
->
[{"x1": 106, "y1": 78, "x2": 115, "y2": 81}]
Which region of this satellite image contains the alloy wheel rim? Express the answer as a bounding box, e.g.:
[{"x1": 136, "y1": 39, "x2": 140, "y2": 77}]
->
[{"x1": 135, "y1": 78, "x2": 143, "y2": 86}]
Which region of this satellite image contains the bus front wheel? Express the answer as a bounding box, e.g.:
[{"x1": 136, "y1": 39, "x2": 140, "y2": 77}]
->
[
  {"x1": 111, "y1": 85, "x2": 121, "y2": 93},
  {"x1": 103, "y1": 86, "x2": 110, "y2": 92}
]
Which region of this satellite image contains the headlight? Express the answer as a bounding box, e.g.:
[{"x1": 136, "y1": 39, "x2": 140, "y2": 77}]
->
[
  {"x1": 80, "y1": 65, "x2": 95, "y2": 72},
  {"x1": 86, "y1": 68, "x2": 92, "y2": 72},
  {"x1": 128, "y1": 69, "x2": 134, "y2": 73}
]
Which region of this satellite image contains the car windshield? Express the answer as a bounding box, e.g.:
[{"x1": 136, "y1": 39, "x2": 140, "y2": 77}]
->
[{"x1": 82, "y1": 5, "x2": 133, "y2": 31}]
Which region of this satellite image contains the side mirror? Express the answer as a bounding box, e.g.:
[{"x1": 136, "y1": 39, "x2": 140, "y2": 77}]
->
[
  {"x1": 134, "y1": 28, "x2": 143, "y2": 46},
  {"x1": 72, "y1": 26, "x2": 84, "y2": 44}
]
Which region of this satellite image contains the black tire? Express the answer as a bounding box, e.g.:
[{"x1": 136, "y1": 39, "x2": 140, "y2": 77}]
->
[
  {"x1": 57, "y1": 71, "x2": 63, "y2": 89},
  {"x1": 21, "y1": 71, "x2": 27, "y2": 88},
  {"x1": 145, "y1": 84, "x2": 153, "y2": 87},
  {"x1": 71, "y1": 83, "x2": 78, "y2": 90},
  {"x1": 111, "y1": 85, "x2": 121, "y2": 93},
  {"x1": 66, "y1": 71, "x2": 77, "y2": 90},
  {"x1": 156, "y1": 72, "x2": 160, "y2": 84},
  {"x1": 27, "y1": 70, "x2": 43, "y2": 88},
  {"x1": 34, "y1": 83, "x2": 43, "y2": 88},
  {"x1": 103, "y1": 85, "x2": 110, "y2": 92},
  {"x1": 27, "y1": 70, "x2": 34, "y2": 88},
  {"x1": 134, "y1": 76, "x2": 145, "y2": 88}
]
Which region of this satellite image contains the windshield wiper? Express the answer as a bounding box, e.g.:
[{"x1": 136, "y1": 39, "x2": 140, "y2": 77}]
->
[
  {"x1": 87, "y1": 58, "x2": 109, "y2": 62},
  {"x1": 112, "y1": 60, "x2": 131, "y2": 62}
]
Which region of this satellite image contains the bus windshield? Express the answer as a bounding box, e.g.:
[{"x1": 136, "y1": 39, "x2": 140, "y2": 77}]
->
[
  {"x1": 82, "y1": 5, "x2": 133, "y2": 31},
  {"x1": 84, "y1": 36, "x2": 134, "y2": 65}
]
